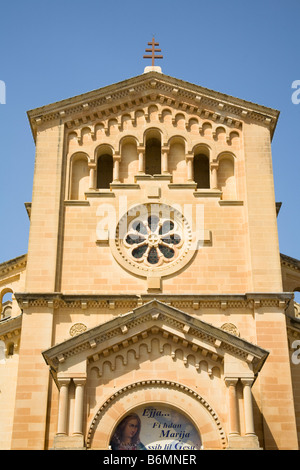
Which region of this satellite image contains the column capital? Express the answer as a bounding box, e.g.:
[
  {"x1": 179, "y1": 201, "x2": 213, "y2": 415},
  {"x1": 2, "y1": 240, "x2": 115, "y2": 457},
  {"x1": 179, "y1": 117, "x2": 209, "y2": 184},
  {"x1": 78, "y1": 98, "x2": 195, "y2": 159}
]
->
[
  {"x1": 185, "y1": 153, "x2": 194, "y2": 161},
  {"x1": 210, "y1": 162, "x2": 219, "y2": 170},
  {"x1": 224, "y1": 377, "x2": 239, "y2": 387},
  {"x1": 73, "y1": 378, "x2": 86, "y2": 386},
  {"x1": 241, "y1": 377, "x2": 254, "y2": 387},
  {"x1": 57, "y1": 377, "x2": 71, "y2": 388}
]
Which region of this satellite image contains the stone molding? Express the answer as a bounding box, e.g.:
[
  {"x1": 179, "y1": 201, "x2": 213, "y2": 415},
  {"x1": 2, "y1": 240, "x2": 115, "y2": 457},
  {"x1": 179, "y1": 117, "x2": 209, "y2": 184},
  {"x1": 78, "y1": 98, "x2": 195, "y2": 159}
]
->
[
  {"x1": 0, "y1": 314, "x2": 22, "y2": 342},
  {"x1": 0, "y1": 254, "x2": 27, "y2": 277},
  {"x1": 15, "y1": 292, "x2": 292, "y2": 311},
  {"x1": 27, "y1": 72, "x2": 279, "y2": 142},
  {"x1": 42, "y1": 300, "x2": 269, "y2": 376}
]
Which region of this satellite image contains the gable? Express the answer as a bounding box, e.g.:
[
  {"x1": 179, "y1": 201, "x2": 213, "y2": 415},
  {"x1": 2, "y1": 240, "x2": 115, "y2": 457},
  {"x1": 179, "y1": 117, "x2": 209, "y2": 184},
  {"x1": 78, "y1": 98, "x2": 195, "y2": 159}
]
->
[
  {"x1": 27, "y1": 71, "x2": 279, "y2": 143},
  {"x1": 42, "y1": 299, "x2": 269, "y2": 379}
]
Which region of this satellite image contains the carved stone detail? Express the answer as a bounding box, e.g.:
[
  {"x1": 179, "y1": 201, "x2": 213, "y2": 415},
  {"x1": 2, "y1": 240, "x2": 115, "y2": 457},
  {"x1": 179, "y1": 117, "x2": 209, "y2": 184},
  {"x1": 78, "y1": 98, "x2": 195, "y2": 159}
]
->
[{"x1": 69, "y1": 323, "x2": 87, "y2": 337}]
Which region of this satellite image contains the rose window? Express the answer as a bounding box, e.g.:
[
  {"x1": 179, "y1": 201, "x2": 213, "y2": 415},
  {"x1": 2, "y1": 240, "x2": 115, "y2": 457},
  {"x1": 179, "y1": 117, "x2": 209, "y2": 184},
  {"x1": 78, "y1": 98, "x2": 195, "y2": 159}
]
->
[
  {"x1": 111, "y1": 203, "x2": 193, "y2": 277},
  {"x1": 124, "y1": 215, "x2": 182, "y2": 267}
]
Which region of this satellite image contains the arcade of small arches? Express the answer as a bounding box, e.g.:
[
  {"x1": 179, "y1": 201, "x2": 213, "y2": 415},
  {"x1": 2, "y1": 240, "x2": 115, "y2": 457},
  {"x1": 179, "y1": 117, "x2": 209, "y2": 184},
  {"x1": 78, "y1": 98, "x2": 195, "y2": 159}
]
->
[{"x1": 68, "y1": 128, "x2": 238, "y2": 201}]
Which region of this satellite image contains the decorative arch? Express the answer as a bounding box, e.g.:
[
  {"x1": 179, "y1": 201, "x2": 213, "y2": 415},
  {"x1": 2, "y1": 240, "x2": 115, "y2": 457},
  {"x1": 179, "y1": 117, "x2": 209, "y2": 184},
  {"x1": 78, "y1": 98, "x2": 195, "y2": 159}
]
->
[
  {"x1": 143, "y1": 125, "x2": 168, "y2": 146},
  {"x1": 167, "y1": 134, "x2": 188, "y2": 152},
  {"x1": 201, "y1": 122, "x2": 213, "y2": 138},
  {"x1": 167, "y1": 135, "x2": 187, "y2": 183},
  {"x1": 69, "y1": 152, "x2": 89, "y2": 200},
  {"x1": 80, "y1": 126, "x2": 92, "y2": 144},
  {"x1": 94, "y1": 143, "x2": 115, "y2": 160},
  {"x1": 1, "y1": 288, "x2": 13, "y2": 320},
  {"x1": 294, "y1": 288, "x2": 300, "y2": 305},
  {"x1": 174, "y1": 112, "x2": 186, "y2": 129},
  {"x1": 148, "y1": 104, "x2": 160, "y2": 121},
  {"x1": 86, "y1": 380, "x2": 227, "y2": 450},
  {"x1": 0, "y1": 287, "x2": 13, "y2": 305},
  {"x1": 214, "y1": 126, "x2": 226, "y2": 142},
  {"x1": 161, "y1": 108, "x2": 173, "y2": 124},
  {"x1": 193, "y1": 144, "x2": 210, "y2": 189},
  {"x1": 216, "y1": 151, "x2": 236, "y2": 199},
  {"x1": 144, "y1": 128, "x2": 162, "y2": 175}
]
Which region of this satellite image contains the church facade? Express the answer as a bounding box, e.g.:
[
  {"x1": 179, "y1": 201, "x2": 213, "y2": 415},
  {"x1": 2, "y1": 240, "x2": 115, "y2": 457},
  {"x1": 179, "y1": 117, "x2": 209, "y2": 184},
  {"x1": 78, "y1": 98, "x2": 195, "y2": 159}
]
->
[{"x1": 1, "y1": 64, "x2": 300, "y2": 450}]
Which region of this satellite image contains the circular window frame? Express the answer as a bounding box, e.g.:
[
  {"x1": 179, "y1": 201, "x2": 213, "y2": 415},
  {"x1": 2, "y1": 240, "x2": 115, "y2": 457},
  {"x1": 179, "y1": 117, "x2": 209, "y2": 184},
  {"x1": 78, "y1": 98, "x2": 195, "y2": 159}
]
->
[{"x1": 110, "y1": 203, "x2": 195, "y2": 279}]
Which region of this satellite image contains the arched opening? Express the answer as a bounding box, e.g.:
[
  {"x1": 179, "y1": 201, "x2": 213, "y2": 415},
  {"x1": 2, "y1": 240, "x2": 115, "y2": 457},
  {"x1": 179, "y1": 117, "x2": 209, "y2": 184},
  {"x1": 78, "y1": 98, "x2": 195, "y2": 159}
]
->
[
  {"x1": 1, "y1": 289, "x2": 13, "y2": 320},
  {"x1": 145, "y1": 131, "x2": 161, "y2": 176},
  {"x1": 294, "y1": 290, "x2": 300, "y2": 304},
  {"x1": 97, "y1": 154, "x2": 113, "y2": 189},
  {"x1": 70, "y1": 154, "x2": 89, "y2": 200},
  {"x1": 194, "y1": 154, "x2": 210, "y2": 188},
  {"x1": 217, "y1": 155, "x2": 236, "y2": 199}
]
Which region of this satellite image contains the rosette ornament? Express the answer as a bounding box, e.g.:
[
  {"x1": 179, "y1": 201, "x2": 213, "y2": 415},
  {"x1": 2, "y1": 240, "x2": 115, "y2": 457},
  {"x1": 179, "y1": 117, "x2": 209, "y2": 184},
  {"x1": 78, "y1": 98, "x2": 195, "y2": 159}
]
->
[{"x1": 124, "y1": 214, "x2": 182, "y2": 267}]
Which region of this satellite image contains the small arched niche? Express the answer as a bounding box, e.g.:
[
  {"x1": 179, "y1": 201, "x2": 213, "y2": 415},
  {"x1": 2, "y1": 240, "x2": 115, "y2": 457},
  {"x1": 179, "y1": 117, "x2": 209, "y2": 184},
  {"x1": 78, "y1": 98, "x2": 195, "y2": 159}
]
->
[
  {"x1": 96, "y1": 147, "x2": 114, "y2": 189},
  {"x1": 119, "y1": 136, "x2": 139, "y2": 183},
  {"x1": 168, "y1": 136, "x2": 186, "y2": 183},
  {"x1": 70, "y1": 153, "x2": 89, "y2": 200},
  {"x1": 217, "y1": 154, "x2": 236, "y2": 199},
  {"x1": 145, "y1": 129, "x2": 161, "y2": 176}
]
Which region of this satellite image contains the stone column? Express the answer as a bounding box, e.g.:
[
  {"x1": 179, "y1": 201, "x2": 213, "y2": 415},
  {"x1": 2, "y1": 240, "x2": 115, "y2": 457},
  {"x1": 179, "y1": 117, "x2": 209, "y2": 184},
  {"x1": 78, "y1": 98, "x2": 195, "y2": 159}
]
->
[
  {"x1": 137, "y1": 146, "x2": 145, "y2": 174},
  {"x1": 88, "y1": 163, "x2": 96, "y2": 190},
  {"x1": 185, "y1": 155, "x2": 194, "y2": 182},
  {"x1": 225, "y1": 378, "x2": 240, "y2": 436},
  {"x1": 73, "y1": 378, "x2": 86, "y2": 436},
  {"x1": 161, "y1": 146, "x2": 169, "y2": 174},
  {"x1": 242, "y1": 378, "x2": 256, "y2": 436},
  {"x1": 210, "y1": 163, "x2": 219, "y2": 190},
  {"x1": 113, "y1": 155, "x2": 121, "y2": 183},
  {"x1": 57, "y1": 378, "x2": 70, "y2": 435}
]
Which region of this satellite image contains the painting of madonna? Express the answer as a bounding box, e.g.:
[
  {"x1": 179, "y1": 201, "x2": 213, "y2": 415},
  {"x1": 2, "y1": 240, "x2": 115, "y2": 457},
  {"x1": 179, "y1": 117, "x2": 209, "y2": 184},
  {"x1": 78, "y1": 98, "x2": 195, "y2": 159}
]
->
[{"x1": 109, "y1": 413, "x2": 147, "y2": 450}]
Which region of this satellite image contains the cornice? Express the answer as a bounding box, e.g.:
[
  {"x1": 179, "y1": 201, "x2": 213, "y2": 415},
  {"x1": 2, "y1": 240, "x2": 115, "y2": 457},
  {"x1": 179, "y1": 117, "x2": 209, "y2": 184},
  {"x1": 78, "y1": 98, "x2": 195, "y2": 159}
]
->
[
  {"x1": 0, "y1": 254, "x2": 27, "y2": 278},
  {"x1": 15, "y1": 292, "x2": 292, "y2": 311},
  {"x1": 42, "y1": 300, "x2": 269, "y2": 376},
  {"x1": 27, "y1": 72, "x2": 280, "y2": 142},
  {"x1": 0, "y1": 314, "x2": 22, "y2": 341},
  {"x1": 281, "y1": 253, "x2": 300, "y2": 273}
]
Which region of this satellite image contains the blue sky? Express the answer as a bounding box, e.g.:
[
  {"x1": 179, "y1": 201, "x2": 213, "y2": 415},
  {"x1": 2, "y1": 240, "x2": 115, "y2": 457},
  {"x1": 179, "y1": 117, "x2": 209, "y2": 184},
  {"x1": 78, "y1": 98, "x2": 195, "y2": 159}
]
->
[{"x1": 0, "y1": 0, "x2": 299, "y2": 275}]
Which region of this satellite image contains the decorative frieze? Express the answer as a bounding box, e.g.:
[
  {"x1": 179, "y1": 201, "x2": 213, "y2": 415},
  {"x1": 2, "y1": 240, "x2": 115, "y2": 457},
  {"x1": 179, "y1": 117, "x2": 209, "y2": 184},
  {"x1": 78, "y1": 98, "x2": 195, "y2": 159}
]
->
[
  {"x1": 28, "y1": 72, "x2": 278, "y2": 143},
  {"x1": 42, "y1": 300, "x2": 269, "y2": 377},
  {"x1": 15, "y1": 293, "x2": 291, "y2": 311}
]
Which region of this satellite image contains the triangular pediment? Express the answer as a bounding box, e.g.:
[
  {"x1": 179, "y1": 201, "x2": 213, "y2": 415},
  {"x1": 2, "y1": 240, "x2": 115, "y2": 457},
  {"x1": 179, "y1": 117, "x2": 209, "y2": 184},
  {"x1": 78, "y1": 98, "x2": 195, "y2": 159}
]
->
[
  {"x1": 28, "y1": 71, "x2": 279, "y2": 142},
  {"x1": 42, "y1": 300, "x2": 268, "y2": 376}
]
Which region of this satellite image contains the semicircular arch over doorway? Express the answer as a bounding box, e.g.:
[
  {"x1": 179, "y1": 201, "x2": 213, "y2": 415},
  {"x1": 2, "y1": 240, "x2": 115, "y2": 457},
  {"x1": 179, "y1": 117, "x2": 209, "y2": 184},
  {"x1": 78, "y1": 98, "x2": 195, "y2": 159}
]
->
[{"x1": 86, "y1": 380, "x2": 227, "y2": 450}]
